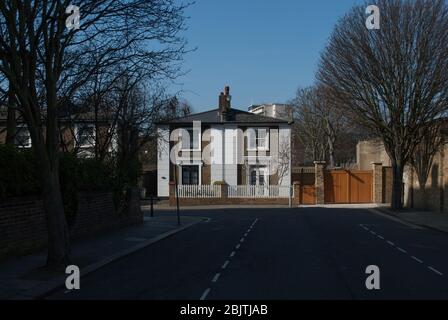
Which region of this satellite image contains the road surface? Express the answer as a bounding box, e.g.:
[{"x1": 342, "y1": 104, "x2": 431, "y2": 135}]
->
[{"x1": 47, "y1": 207, "x2": 448, "y2": 300}]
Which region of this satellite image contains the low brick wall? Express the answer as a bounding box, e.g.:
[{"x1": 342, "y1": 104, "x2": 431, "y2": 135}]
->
[
  {"x1": 169, "y1": 183, "x2": 300, "y2": 207},
  {"x1": 171, "y1": 197, "x2": 290, "y2": 206},
  {"x1": 0, "y1": 190, "x2": 143, "y2": 259}
]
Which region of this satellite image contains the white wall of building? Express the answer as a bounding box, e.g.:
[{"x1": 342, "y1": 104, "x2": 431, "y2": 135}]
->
[
  {"x1": 224, "y1": 125, "x2": 238, "y2": 186},
  {"x1": 157, "y1": 123, "x2": 292, "y2": 192},
  {"x1": 210, "y1": 126, "x2": 223, "y2": 183}
]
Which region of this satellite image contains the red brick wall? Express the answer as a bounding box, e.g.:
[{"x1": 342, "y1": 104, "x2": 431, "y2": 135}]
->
[
  {"x1": 0, "y1": 192, "x2": 143, "y2": 259},
  {"x1": 171, "y1": 197, "x2": 290, "y2": 206},
  {"x1": 0, "y1": 197, "x2": 47, "y2": 258}
]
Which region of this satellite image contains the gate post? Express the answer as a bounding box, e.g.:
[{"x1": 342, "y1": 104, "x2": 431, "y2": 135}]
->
[
  {"x1": 293, "y1": 181, "x2": 301, "y2": 205},
  {"x1": 314, "y1": 161, "x2": 326, "y2": 205},
  {"x1": 372, "y1": 162, "x2": 383, "y2": 204}
]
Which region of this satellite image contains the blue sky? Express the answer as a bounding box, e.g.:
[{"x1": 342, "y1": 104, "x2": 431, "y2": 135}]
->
[{"x1": 176, "y1": 0, "x2": 364, "y2": 113}]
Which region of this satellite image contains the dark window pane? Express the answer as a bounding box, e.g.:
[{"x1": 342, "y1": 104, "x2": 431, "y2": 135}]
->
[
  {"x1": 182, "y1": 166, "x2": 199, "y2": 185},
  {"x1": 250, "y1": 170, "x2": 257, "y2": 185}
]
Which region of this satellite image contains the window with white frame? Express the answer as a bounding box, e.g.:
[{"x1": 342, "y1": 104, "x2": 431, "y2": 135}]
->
[
  {"x1": 181, "y1": 127, "x2": 200, "y2": 151},
  {"x1": 15, "y1": 126, "x2": 32, "y2": 148},
  {"x1": 181, "y1": 165, "x2": 200, "y2": 185},
  {"x1": 247, "y1": 128, "x2": 269, "y2": 151},
  {"x1": 76, "y1": 124, "x2": 95, "y2": 148}
]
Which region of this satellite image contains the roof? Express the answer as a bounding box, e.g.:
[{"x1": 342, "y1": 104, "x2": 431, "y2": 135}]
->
[
  {"x1": 0, "y1": 104, "x2": 113, "y2": 124},
  {"x1": 157, "y1": 108, "x2": 292, "y2": 125}
]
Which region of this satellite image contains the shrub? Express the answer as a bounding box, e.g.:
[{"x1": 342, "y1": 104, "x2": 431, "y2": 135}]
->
[
  {"x1": 0, "y1": 145, "x2": 40, "y2": 199},
  {"x1": 59, "y1": 153, "x2": 115, "y2": 226},
  {"x1": 0, "y1": 145, "x2": 139, "y2": 218}
]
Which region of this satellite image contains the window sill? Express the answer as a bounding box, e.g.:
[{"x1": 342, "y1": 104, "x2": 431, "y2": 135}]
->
[{"x1": 247, "y1": 148, "x2": 270, "y2": 152}]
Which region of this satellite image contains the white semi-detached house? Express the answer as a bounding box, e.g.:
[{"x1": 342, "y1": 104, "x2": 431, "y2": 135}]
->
[{"x1": 156, "y1": 86, "x2": 293, "y2": 199}]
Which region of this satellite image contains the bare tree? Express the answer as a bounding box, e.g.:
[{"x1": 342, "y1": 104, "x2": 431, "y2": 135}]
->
[
  {"x1": 411, "y1": 121, "x2": 445, "y2": 208},
  {"x1": 0, "y1": 0, "x2": 190, "y2": 268},
  {"x1": 291, "y1": 85, "x2": 348, "y2": 167},
  {"x1": 314, "y1": 86, "x2": 345, "y2": 168},
  {"x1": 275, "y1": 135, "x2": 291, "y2": 186},
  {"x1": 291, "y1": 87, "x2": 327, "y2": 163},
  {"x1": 318, "y1": 0, "x2": 448, "y2": 209}
]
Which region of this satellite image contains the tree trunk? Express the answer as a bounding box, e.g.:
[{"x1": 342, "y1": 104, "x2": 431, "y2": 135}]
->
[
  {"x1": 42, "y1": 165, "x2": 71, "y2": 269},
  {"x1": 391, "y1": 161, "x2": 404, "y2": 210},
  {"x1": 328, "y1": 137, "x2": 335, "y2": 168},
  {"x1": 5, "y1": 87, "x2": 16, "y2": 145},
  {"x1": 326, "y1": 120, "x2": 336, "y2": 168},
  {"x1": 41, "y1": 80, "x2": 71, "y2": 270}
]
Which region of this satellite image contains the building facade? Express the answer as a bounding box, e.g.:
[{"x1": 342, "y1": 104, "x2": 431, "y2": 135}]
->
[
  {"x1": 157, "y1": 87, "x2": 292, "y2": 198},
  {"x1": 248, "y1": 103, "x2": 293, "y2": 122}
]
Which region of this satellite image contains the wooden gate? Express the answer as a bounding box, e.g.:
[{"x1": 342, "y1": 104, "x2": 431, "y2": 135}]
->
[
  {"x1": 298, "y1": 185, "x2": 316, "y2": 205},
  {"x1": 324, "y1": 170, "x2": 373, "y2": 204}
]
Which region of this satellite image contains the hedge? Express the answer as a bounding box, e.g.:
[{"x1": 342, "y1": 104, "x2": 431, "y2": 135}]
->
[{"x1": 0, "y1": 145, "x2": 116, "y2": 200}]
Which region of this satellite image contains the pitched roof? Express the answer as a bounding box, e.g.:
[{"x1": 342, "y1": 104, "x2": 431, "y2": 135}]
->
[{"x1": 157, "y1": 108, "x2": 291, "y2": 125}]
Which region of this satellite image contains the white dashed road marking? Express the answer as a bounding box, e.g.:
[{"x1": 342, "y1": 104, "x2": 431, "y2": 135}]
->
[
  {"x1": 212, "y1": 273, "x2": 221, "y2": 283},
  {"x1": 200, "y1": 288, "x2": 211, "y2": 301},
  {"x1": 200, "y1": 218, "x2": 259, "y2": 300},
  {"x1": 412, "y1": 256, "x2": 423, "y2": 264},
  {"x1": 428, "y1": 267, "x2": 443, "y2": 276},
  {"x1": 397, "y1": 247, "x2": 407, "y2": 254},
  {"x1": 359, "y1": 224, "x2": 444, "y2": 278}
]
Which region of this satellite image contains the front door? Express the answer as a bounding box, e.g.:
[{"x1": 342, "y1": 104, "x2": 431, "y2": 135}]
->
[{"x1": 249, "y1": 166, "x2": 269, "y2": 195}]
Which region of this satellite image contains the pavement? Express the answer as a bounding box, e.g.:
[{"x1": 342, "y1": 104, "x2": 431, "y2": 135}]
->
[
  {"x1": 0, "y1": 213, "x2": 203, "y2": 300},
  {"x1": 145, "y1": 204, "x2": 293, "y2": 211},
  {"x1": 374, "y1": 207, "x2": 448, "y2": 234},
  {"x1": 43, "y1": 206, "x2": 448, "y2": 300}
]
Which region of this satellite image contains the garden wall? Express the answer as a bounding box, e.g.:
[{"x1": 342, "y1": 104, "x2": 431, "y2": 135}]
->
[{"x1": 0, "y1": 190, "x2": 143, "y2": 259}]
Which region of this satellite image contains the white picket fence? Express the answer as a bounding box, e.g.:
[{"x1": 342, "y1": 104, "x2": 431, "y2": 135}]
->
[
  {"x1": 228, "y1": 185, "x2": 292, "y2": 198},
  {"x1": 177, "y1": 185, "x2": 221, "y2": 198}
]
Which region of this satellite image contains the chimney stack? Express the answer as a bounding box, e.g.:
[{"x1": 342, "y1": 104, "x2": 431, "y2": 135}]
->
[{"x1": 219, "y1": 86, "x2": 231, "y2": 117}]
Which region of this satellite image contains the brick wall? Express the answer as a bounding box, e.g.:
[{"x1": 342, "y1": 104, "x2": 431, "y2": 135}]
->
[
  {"x1": 404, "y1": 149, "x2": 446, "y2": 212},
  {"x1": 0, "y1": 191, "x2": 143, "y2": 259},
  {"x1": 171, "y1": 197, "x2": 290, "y2": 206},
  {"x1": 167, "y1": 163, "x2": 393, "y2": 207}
]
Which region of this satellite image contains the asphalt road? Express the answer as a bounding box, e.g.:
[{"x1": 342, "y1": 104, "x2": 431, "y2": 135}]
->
[{"x1": 47, "y1": 207, "x2": 448, "y2": 300}]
